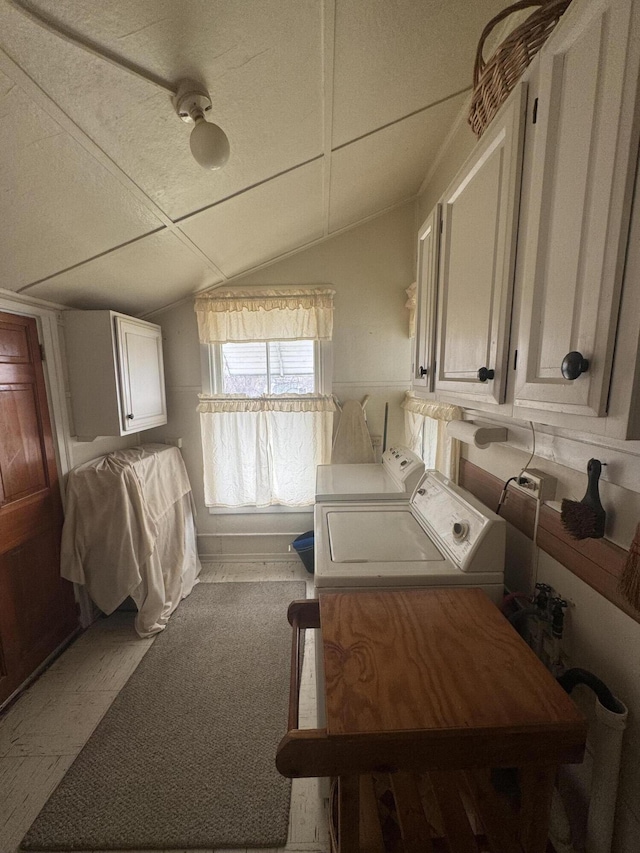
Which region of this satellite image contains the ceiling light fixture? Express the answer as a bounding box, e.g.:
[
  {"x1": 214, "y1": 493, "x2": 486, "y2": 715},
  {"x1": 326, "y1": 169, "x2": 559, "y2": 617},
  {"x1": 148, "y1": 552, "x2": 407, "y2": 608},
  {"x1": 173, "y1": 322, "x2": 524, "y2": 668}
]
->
[
  {"x1": 7, "y1": 3, "x2": 231, "y2": 172},
  {"x1": 175, "y1": 79, "x2": 230, "y2": 171}
]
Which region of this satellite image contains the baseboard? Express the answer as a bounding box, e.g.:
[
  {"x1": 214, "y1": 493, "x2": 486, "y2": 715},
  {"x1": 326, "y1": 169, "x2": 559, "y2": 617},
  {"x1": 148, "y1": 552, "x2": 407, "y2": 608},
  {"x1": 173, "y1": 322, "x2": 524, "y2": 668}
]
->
[
  {"x1": 198, "y1": 551, "x2": 302, "y2": 563},
  {"x1": 197, "y1": 532, "x2": 305, "y2": 562}
]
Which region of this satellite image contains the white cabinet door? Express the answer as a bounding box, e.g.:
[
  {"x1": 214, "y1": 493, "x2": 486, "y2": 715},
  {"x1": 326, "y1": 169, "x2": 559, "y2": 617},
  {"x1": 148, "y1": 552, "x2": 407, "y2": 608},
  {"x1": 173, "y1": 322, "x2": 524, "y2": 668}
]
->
[
  {"x1": 435, "y1": 84, "x2": 526, "y2": 405},
  {"x1": 412, "y1": 205, "x2": 441, "y2": 392},
  {"x1": 514, "y1": 0, "x2": 640, "y2": 417},
  {"x1": 115, "y1": 317, "x2": 167, "y2": 433}
]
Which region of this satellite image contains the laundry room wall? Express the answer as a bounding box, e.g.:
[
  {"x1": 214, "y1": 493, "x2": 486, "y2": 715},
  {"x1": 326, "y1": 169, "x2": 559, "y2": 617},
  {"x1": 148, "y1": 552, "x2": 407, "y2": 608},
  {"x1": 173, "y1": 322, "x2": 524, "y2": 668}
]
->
[{"x1": 147, "y1": 202, "x2": 415, "y2": 559}]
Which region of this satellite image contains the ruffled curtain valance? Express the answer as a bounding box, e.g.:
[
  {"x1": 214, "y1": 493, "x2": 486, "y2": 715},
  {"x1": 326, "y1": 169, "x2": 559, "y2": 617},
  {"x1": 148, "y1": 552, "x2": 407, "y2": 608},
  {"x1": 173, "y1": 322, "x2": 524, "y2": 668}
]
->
[
  {"x1": 194, "y1": 287, "x2": 335, "y2": 343},
  {"x1": 197, "y1": 394, "x2": 337, "y2": 414},
  {"x1": 401, "y1": 394, "x2": 462, "y2": 422}
]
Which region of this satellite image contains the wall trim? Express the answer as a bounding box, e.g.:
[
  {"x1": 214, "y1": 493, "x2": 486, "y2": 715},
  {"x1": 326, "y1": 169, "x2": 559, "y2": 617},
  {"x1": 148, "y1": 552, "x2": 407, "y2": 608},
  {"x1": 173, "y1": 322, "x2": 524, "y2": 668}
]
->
[
  {"x1": 0, "y1": 292, "x2": 72, "y2": 482},
  {"x1": 459, "y1": 458, "x2": 640, "y2": 625}
]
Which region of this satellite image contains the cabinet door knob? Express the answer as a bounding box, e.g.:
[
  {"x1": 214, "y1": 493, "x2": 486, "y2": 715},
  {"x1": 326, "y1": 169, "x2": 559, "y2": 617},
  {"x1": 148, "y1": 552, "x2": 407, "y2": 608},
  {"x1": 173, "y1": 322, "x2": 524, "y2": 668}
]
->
[
  {"x1": 419, "y1": 366, "x2": 428, "y2": 377},
  {"x1": 126, "y1": 413, "x2": 135, "y2": 420},
  {"x1": 561, "y1": 351, "x2": 589, "y2": 380},
  {"x1": 477, "y1": 367, "x2": 495, "y2": 382}
]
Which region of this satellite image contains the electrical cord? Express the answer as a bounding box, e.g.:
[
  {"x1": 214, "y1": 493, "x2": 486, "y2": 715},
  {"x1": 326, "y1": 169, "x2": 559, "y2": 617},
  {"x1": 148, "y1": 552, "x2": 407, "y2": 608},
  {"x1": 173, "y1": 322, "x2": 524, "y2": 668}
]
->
[
  {"x1": 496, "y1": 422, "x2": 536, "y2": 515},
  {"x1": 496, "y1": 476, "x2": 517, "y2": 515},
  {"x1": 6, "y1": 0, "x2": 176, "y2": 94}
]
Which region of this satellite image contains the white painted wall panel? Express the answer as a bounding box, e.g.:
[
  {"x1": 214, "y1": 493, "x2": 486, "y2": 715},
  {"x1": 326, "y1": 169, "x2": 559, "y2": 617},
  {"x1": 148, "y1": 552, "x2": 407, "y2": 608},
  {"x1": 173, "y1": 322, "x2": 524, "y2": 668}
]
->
[
  {"x1": 329, "y1": 94, "x2": 465, "y2": 232},
  {"x1": 27, "y1": 231, "x2": 221, "y2": 315},
  {"x1": 0, "y1": 0, "x2": 323, "y2": 220},
  {"x1": 0, "y1": 77, "x2": 162, "y2": 291},
  {"x1": 180, "y1": 161, "x2": 325, "y2": 277},
  {"x1": 332, "y1": 0, "x2": 507, "y2": 147}
]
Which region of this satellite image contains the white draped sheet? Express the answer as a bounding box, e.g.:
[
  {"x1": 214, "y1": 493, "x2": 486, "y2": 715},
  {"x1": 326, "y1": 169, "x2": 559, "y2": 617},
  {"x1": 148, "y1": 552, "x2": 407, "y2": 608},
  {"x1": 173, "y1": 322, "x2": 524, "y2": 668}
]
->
[{"x1": 61, "y1": 444, "x2": 201, "y2": 637}]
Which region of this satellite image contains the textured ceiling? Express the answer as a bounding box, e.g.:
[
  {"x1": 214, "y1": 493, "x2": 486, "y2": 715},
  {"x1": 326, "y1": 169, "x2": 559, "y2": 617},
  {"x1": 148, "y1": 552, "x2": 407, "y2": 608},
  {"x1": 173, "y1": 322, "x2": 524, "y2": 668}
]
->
[{"x1": 0, "y1": 0, "x2": 510, "y2": 315}]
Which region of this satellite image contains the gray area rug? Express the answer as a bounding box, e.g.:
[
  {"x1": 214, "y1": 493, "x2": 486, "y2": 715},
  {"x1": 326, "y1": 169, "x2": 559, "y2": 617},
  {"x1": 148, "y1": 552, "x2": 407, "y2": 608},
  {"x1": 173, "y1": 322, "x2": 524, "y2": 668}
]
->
[{"x1": 21, "y1": 581, "x2": 306, "y2": 851}]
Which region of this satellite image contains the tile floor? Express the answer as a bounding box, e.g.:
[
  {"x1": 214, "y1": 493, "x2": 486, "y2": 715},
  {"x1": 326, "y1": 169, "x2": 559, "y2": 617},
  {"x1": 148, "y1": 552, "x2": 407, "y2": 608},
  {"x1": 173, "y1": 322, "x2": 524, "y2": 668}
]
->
[{"x1": 0, "y1": 561, "x2": 329, "y2": 853}]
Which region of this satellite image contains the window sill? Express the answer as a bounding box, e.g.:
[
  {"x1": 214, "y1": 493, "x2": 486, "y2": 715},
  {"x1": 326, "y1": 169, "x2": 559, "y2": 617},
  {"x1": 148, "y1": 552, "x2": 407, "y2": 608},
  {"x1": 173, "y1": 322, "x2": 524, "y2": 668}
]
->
[{"x1": 207, "y1": 504, "x2": 313, "y2": 515}]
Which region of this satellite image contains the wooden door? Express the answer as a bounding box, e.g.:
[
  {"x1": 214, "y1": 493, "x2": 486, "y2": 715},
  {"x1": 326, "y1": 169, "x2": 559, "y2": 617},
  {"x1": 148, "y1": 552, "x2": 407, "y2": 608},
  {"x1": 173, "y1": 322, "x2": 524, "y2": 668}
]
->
[
  {"x1": 0, "y1": 311, "x2": 78, "y2": 705},
  {"x1": 115, "y1": 316, "x2": 167, "y2": 434},
  {"x1": 513, "y1": 0, "x2": 640, "y2": 417},
  {"x1": 412, "y1": 205, "x2": 440, "y2": 393},
  {"x1": 435, "y1": 84, "x2": 527, "y2": 405}
]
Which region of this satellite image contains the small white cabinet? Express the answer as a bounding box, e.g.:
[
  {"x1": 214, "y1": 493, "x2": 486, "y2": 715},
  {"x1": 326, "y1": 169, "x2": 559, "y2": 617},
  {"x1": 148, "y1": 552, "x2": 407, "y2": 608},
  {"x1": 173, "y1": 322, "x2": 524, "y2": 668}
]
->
[
  {"x1": 64, "y1": 310, "x2": 167, "y2": 438},
  {"x1": 434, "y1": 84, "x2": 527, "y2": 406},
  {"x1": 513, "y1": 0, "x2": 640, "y2": 421},
  {"x1": 411, "y1": 205, "x2": 440, "y2": 392}
]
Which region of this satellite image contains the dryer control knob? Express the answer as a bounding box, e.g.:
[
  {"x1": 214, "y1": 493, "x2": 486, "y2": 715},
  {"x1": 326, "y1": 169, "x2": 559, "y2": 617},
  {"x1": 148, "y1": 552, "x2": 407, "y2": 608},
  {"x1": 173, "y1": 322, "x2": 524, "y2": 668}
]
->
[
  {"x1": 452, "y1": 521, "x2": 469, "y2": 541},
  {"x1": 400, "y1": 460, "x2": 408, "y2": 467}
]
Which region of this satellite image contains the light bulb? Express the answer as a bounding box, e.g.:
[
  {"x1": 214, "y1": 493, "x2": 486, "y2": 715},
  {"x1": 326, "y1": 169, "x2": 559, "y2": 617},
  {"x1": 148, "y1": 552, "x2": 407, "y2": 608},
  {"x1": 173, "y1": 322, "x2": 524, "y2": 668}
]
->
[{"x1": 190, "y1": 116, "x2": 230, "y2": 170}]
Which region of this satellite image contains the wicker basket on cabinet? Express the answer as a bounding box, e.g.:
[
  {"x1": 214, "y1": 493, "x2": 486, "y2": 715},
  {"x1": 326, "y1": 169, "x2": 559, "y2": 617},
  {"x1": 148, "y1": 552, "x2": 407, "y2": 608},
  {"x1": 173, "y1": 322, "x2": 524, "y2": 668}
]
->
[{"x1": 469, "y1": 0, "x2": 572, "y2": 137}]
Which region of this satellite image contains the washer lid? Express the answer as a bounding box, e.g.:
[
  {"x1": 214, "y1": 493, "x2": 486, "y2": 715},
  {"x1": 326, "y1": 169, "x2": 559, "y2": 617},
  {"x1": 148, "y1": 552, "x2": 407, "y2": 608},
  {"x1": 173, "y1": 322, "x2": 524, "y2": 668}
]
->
[
  {"x1": 316, "y1": 464, "x2": 403, "y2": 501},
  {"x1": 328, "y1": 509, "x2": 443, "y2": 563}
]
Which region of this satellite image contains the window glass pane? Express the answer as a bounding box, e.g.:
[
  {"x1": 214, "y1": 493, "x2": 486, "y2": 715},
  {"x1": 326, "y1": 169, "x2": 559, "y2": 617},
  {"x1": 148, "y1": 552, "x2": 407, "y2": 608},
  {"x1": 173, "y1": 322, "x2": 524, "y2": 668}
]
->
[
  {"x1": 268, "y1": 340, "x2": 315, "y2": 394},
  {"x1": 221, "y1": 342, "x2": 268, "y2": 395}
]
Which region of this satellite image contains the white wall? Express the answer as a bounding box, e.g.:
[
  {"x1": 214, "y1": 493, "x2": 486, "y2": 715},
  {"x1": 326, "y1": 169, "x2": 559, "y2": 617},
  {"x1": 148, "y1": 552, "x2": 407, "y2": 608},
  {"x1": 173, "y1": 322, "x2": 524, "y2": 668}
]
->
[
  {"x1": 417, "y1": 107, "x2": 640, "y2": 851},
  {"x1": 148, "y1": 203, "x2": 415, "y2": 558}
]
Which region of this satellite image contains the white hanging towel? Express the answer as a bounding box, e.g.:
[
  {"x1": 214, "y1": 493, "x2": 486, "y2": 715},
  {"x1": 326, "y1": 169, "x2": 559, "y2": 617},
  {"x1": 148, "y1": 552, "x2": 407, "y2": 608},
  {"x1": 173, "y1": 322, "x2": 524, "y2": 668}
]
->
[{"x1": 331, "y1": 398, "x2": 375, "y2": 463}]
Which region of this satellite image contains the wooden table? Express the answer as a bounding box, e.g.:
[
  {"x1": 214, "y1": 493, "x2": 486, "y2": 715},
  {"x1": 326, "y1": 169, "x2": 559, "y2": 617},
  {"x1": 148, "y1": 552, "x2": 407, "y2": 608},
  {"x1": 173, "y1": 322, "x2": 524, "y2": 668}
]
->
[{"x1": 277, "y1": 588, "x2": 586, "y2": 853}]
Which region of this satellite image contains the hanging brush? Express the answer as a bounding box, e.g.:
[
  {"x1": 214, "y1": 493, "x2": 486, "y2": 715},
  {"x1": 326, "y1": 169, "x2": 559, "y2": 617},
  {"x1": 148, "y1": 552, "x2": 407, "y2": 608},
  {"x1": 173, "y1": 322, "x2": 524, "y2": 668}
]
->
[
  {"x1": 561, "y1": 458, "x2": 606, "y2": 540},
  {"x1": 619, "y1": 522, "x2": 640, "y2": 611}
]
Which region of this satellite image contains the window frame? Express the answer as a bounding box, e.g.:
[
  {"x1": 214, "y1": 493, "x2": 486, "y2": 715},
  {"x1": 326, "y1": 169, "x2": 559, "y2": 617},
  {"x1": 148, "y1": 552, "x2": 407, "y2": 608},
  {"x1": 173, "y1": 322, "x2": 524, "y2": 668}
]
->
[{"x1": 201, "y1": 339, "x2": 332, "y2": 398}]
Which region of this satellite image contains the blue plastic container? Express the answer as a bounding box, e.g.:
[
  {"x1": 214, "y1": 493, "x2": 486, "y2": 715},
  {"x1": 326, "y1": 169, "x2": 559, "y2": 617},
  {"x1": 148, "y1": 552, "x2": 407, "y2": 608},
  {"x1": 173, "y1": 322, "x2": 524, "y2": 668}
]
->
[{"x1": 291, "y1": 530, "x2": 314, "y2": 573}]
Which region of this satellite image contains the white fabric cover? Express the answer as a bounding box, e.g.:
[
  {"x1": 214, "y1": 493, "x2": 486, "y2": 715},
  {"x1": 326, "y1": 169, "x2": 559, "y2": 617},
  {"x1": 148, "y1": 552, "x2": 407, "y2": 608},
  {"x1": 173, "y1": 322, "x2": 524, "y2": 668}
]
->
[
  {"x1": 194, "y1": 287, "x2": 335, "y2": 343},
  {"x1": 331, "y1": 399, "x2": 375, "y2": 463},
  {"x1": 199, "y1": 399, "x2": 334, "y2": 507},
  {"x1": 61, "y1": 444, "x2": 201, "y2": 637}
]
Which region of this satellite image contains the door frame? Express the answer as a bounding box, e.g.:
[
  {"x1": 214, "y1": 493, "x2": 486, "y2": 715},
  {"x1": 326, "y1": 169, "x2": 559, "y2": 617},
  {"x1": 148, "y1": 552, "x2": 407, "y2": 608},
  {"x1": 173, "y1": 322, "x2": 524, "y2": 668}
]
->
[{"x1": 0, "y1": 288, "x2": 94, "y2": 626}]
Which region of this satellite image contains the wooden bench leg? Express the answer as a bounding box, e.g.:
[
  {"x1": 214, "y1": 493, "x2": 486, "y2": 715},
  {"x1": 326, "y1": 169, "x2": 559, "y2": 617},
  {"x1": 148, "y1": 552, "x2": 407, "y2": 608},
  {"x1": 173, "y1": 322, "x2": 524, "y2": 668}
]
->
[
  {"x1": 518, "y1": 766, "x2": 556, "y2": 853},
  {"x1": 338, "y1": 775, "x2": 360, "y2": 853}
]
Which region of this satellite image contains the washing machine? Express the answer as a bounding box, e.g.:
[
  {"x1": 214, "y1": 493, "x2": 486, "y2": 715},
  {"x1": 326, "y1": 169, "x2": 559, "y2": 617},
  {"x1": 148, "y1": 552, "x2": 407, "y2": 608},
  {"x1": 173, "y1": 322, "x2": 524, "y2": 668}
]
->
[
  {"x1": 315, "y1": 445, "x2": 424, "y2": 503},
  {"x1": 312, "y1": 470, "x2": 506, "y2": 749},
  {"x1": 314, "y1": 470, "x2": 505, "y2": 599}
]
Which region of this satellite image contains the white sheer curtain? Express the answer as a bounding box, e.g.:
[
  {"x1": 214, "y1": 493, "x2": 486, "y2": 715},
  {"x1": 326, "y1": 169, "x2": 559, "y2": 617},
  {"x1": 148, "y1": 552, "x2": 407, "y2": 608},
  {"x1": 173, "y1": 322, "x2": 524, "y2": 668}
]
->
[
  {"x1": 195, "y1": 287, "x2": 336, "y2": 508},
  {"x1": 402, "y1": 393, "x2": 462, "y2": 481}
]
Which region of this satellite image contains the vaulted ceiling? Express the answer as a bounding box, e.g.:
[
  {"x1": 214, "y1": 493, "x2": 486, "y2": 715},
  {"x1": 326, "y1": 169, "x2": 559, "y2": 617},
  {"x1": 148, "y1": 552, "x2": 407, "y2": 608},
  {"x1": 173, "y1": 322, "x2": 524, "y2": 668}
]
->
[{"x1": 0, "y1": 0, "x2": 508, "y2": 315}]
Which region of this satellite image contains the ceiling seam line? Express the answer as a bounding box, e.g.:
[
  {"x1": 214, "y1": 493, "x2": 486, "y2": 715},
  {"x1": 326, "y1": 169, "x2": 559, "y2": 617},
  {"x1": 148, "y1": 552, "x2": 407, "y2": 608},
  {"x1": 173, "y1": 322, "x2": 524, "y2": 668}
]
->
[
  {"x1": 331, "y1": 85, "x2": 473, "y2": 152},
  {"x1": 15, "y1": 228, "x2": 168, "y2": 293},
  {"x1": 172, "y1": 155, "x2": 325, "y2": 224},
  {"x1": 0, "y1": 47, "x2": 177, "y2": 230},
  {"x1": 7, "y1": 0, "x2": 175, "y2": 94},
  {"x1": 321, "y1": 0, "x2": 336, "y2": 237},
  {"x1": 141, "y1": 196, "x2": 418, "y2": 320}
]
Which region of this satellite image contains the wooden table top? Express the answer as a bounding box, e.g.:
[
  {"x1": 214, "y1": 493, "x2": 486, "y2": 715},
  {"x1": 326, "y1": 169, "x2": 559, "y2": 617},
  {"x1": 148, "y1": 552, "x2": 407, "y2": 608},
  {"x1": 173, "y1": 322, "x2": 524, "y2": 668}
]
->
[{"x1": 320, "y1": 588, "x2": 585, "y2": 746}]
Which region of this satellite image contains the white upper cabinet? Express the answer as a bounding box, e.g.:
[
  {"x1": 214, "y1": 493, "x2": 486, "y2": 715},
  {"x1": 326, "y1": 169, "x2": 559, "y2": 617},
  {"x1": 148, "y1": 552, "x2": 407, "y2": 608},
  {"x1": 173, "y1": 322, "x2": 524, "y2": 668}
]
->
[
  {"x1": 412, "y1": 205, "x2": 441, "y2": 393},
  {"x1": 65, "y1": 310, "x2": 167, "y2": 438},
  {"x1": 435, "y1": 84, "x2": 527, "y2": 405},
  {"x1": 114, "y1": 316, "x2": 167, "y2": 433},
  {"x1": 514, "y1": 0, "x2": 640, "y2": 418}
]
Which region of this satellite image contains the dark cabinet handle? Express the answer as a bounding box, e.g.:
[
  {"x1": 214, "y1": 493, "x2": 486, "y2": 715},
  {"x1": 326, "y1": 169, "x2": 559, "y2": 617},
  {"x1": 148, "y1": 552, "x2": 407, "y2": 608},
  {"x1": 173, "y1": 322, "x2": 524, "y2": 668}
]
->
[
  {"x1": 561, "y1": 351, "x2": 589, "y2": 380},
  {"x1": 477, "y1": 367, "x2": 495, "y2": 382},
  {"x1": 126, "y1": 413, "x2": 135, "y2": 420},
  {"x1": 419, "y1": 366, "x2": 428, "y2": 377}
]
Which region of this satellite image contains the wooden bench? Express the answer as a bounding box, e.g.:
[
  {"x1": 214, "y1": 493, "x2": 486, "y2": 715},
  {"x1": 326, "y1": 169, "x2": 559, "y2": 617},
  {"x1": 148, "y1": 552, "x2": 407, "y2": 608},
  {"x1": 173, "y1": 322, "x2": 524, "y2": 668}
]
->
[{"x1": 276, "y1": 588, "x2": 586, "y2": 853}]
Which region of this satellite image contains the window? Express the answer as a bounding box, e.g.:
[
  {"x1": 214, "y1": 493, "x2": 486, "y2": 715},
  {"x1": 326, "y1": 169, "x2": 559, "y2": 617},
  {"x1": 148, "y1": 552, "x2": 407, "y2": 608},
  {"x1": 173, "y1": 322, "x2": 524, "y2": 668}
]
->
[
  {"x1": 210, "y1": 339, "x2": 318, "y2": 396},
  {"x1": 195, "y1": 288, "x2": 336, "y2": 510}
]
